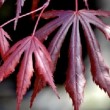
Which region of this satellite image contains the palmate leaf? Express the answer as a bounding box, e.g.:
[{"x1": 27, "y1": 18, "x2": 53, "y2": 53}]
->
[
  {"x1": 35, "y1": 9, "x2": 110, "y2": 110},
  {"x1": 0, "y1": 36, "x2": 59, "y2": 110},
  {"x1": 0, "y1": 27, "x2": 11, "y2": 59}
]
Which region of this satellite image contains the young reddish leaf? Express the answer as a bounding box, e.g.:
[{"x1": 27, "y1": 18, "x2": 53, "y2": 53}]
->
[
  {"x1": 65, "y1": 16, "x2": 86, "y2": 110},
  {"x1": 79, "y1": 17, "x2": 110, "y2": 96},
  {"x1": 0, "y1": 27, "x2": 11, "y2": 59},
  {"x1": 0, "y1": 36, "x2": 58, "y2": 110}
]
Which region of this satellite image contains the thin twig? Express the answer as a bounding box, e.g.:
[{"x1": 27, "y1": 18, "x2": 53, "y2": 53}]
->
[
  {"x1": 0, "y1": 3, "x2": 45, "y2": 27},
  {"x1": 32, "y1": 0, "x2": 50, "y2": 36}
]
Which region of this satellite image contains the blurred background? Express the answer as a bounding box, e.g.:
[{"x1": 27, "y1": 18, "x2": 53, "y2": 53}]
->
[{"x1": 0, "y1": 0, "x2": 110, "y2": 110}]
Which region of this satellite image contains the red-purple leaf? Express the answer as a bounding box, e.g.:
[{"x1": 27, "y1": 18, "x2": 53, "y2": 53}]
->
[
  {"x1": 0, "y1": 27, "x2": 11, "y2": 59},
  {"x1": 35, "y1": 10, "x2": 86, "y2": 110},
  {"x1": 0, "y1": 36, "x2": 58, "y2": 110},
  {"x1": 80, "y1": 10, "x2": 110, "y2": 40},
  {"x1": 81, "y1": 9, "x2": 110, "y2": 17},
  {"x1": 35, "y1": 9, "x2": 110, "y2": 110},
  {"x1": 48, "y1": 14, "x2": 73, "y2": 69},
  {"x1": 1, "y1": 7, "x2": 110, "y2": 110},
  {"x1": 36, "y1": 10, "x2": 74, "y2": 42},
  {"x1": 80, "y1": 16, "x2": 110, "y2": 96},
  {"x1": 65, "y1": 16, "x2": 86, "y2": 110}
]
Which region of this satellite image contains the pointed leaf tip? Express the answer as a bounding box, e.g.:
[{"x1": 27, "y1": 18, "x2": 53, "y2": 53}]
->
[
  {"x1": 104, "y1": 25, "x2": 110, "y2": 40},
  {"x1": 0, "y1": 27, "x2": 11, "y2": 59}
]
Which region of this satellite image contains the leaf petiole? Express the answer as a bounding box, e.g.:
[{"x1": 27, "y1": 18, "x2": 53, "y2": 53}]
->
[
  {"x1": 75, "y1": 0, "x2": 78, "y2": 12},
  {"x1": 32, "y1": 0, "x2": 50, "y2": 36}
]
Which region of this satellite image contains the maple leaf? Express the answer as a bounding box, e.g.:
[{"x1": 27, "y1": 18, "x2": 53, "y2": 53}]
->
[
  {"x1": 35, "y1": 10, "x2": 110, "y2": 110},
  {"x1": 0, "y1": 36, "x2": 58, "y2": 110},
  {"x1": 0, "y1": 27, "x2": 11, "y2": 59}
]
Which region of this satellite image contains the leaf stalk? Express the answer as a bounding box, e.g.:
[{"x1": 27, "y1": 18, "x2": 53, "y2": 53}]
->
[{"x1": 75, "y1": 0, "x2": 78, "y2": 12}]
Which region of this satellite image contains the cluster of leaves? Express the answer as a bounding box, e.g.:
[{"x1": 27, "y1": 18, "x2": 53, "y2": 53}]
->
[
  {"x1": 0, "y1": 0, "x2": 110, "y2": 110},
  {"x1": 0, "y1": 0, "x2": 59, "y2": 110}
]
